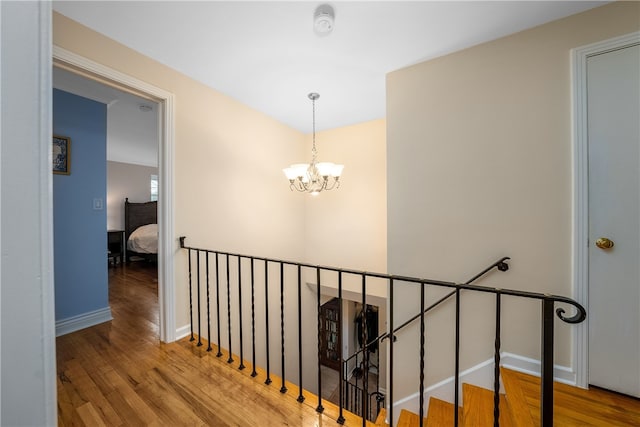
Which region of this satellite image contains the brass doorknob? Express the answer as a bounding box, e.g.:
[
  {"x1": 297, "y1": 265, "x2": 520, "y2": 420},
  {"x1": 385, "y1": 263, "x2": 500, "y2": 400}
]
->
[{"x1": 595, "y1": 237, "x2": 614, "y2": 249}]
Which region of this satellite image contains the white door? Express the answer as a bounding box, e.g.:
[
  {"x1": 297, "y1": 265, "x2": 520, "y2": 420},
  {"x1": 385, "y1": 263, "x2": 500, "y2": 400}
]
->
[{"x1": 587, "y1": 43, "x2": 640, "y2": 397}]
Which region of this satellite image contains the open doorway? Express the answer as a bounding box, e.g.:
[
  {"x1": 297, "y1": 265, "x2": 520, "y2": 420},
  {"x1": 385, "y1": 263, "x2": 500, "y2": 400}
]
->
[
  {"x1": 321, "y1": 298, "x2": 382, "y2": 418},
  {"x1": 53, "y1": 46, "x2": 175, "y2": 342},
  {"x1": 52, "y1": 65, "x2": 161, "y2": 335}
]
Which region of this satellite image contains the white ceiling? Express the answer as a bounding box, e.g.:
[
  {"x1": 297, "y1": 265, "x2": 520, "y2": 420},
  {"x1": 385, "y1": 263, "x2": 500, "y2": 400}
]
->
[
  {"x1": 53, "y1": 67, "x2": 159, "y2": 167},
  {"x1": 52, "y1": 1, "x2": 607, "y2": 133}
]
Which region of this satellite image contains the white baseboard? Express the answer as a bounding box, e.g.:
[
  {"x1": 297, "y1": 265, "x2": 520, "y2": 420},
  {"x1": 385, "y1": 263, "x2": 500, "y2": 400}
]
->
[
  {"x1": 175, "y1": 324, "x2": 192, "y2": 340},
  {"x1": 390, "y1": 352, "x2": 575, "y2": 425},
  {"x1": 501, "y1": 352, "x2": 576, "y2": 385},
  {"x1": 55, "y1": 307, "x2": 112, "y2": 337}
]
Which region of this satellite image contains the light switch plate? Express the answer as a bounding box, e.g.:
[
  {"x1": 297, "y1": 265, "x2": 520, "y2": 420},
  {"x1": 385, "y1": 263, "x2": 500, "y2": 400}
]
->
[{"x1": 93, "y1": 198, "x2": 104, "y2": 210}]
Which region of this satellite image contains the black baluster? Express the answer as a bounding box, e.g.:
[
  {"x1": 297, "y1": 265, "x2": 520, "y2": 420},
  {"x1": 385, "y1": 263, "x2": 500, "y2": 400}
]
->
[
  {"x1": 265, "y1": 260, "x2": 272, "y2": 385},
  {"x1": 420, "y1": 282, "x2": 425, "y2": 427},
  {"x1": 541, "y1": 298, "x2": 555, "y2": 427},
  {"x1": 226, "y1": 253, "x2": 233, "y2": 363},
  {"x1": 206, "y1": 252, "x2": 212, "y2": 351},
  {"x1": 297, "y1": 264, "x2": 305, "y2": 402},
  {"x1": 454, "y1": 288, "x2": 460, "y2": 427},
  {"x1": 250, "y1": 257, "x2": 257, "y2": 377},
  {"x1": 344, "y1": 381, "x2": 348, "y2": 413},
  {"x1": 361, "y1": 274, "x2": 368, "y2": 427},
  {"x1": 337, "y1": 271, "x2": 345, "y2": 424},
  {"x1": 238, "y1": 257, "x2": 245, "y2": 370},
  {"x1": 494, "y1": 292, "x2": 502, "y2": 427},
  {"x1": 188, "y1": 249, "x2": 194, "y2": 342},
  {"x1": 215, "y1": 253, "x2": 223, "y2": 357},
  {"x1": 353, "y1": 352, "x2": 359, "y2": 414},
  {"x1": 388, "y1": 278, "x2": 394, "y2": 427},
  {"x1": 197, "y1": 250, "x2": 202, "y2": 346},
  {"x1": 280, "y1": 262, "x2": 287, "y2": 393},
  {"x1": 316, "y1": 267, "x2": 324, "y2": 413}
]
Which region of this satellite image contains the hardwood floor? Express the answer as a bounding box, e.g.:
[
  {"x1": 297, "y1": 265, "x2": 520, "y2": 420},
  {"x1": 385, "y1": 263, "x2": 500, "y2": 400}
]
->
[
  {"x1": 57, "y1": 263, "x2": 640, "y2": 426},
  {"x1": 506, "y1": 368, "x2": 640, "y2": 426},
  {"x1": 56, "y1": 262, "x2": 365, "y2": 426}
]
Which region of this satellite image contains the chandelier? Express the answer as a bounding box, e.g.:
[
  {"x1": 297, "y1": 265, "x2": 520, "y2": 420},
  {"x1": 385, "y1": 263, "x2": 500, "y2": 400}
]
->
[{"x1": 283, "y1": 93, "x2": 344, "y2": 195}]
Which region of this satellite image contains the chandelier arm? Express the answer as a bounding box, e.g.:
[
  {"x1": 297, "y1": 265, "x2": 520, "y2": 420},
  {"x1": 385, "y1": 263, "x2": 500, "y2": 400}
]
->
[{"x1": 324, "y1": 178, "x2": 338, "y2": 191}]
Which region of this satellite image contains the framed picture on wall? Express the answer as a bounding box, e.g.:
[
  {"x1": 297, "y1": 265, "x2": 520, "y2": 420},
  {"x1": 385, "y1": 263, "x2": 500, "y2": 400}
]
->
[{"x1": 53, "y1": 135, "x2": 71, "y2": 175}]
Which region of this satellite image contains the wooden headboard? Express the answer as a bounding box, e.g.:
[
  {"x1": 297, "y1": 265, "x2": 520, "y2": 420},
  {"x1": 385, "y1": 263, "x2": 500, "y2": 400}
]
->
[{"x1": 124, "y1": 198, "x2": 157, "y2": 243}]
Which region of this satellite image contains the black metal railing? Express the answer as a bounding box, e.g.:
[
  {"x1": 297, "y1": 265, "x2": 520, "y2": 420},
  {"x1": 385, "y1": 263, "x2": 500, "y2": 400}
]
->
[
  {"x1": 342, "y1": 380, "x2": 385, "y2": 422},
  {"x1": 340, "y1": 257, "x2": 511, "y2": 420},
  {"x1": 179, "y1": 237, "x2": 586, "y2": 427},
  {"x1": 344, "y1": 257, "x2": 510, "y2": 425},
  {"x1": 339, "y1": 353, "x2": 384, "y2": 422}
]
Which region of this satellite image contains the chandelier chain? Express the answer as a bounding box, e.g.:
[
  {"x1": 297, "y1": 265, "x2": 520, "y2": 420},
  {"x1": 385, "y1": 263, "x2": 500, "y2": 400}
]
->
[{"x1": 311, "y1": 95, "x2": 317, "y2": 160}]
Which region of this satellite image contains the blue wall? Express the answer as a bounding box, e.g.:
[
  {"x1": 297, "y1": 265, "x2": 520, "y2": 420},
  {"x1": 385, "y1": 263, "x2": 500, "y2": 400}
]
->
[{"x1": 53, "y1": 89, "x2": 108, "y2": 320}]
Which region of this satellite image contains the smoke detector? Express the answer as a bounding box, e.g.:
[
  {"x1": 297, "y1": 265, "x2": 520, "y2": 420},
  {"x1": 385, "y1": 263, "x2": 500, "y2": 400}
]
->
[{"x1": 314, "y1": 4, "x2": 335, "y2": 36}]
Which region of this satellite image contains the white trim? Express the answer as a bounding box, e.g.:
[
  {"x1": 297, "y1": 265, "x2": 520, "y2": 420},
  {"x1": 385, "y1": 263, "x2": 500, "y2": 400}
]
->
[
  {"x1": 0, "y1": 2, "x2": 3, "y2": 421},
  {"x1": 38, "y1": 3, "x2": 57, "y2": 423},
  {"x1": 306, "y1": 282, "x2": 387, "y2": 308},
  {"x1": 571, "y1": 31, "x2": 640, "y2": 389},
  {"x1": 56, "y1": 307, "x2": 113, "y2": 337},
  {"x1": 176, "y1": 324, "x2": 192, "y2": 340},
  {"x1": 501, "y1": 352, "x2": 575, "y2": 385},
  {"x1": 52, "y1": 46, "x2": 177, "y2": 343}
]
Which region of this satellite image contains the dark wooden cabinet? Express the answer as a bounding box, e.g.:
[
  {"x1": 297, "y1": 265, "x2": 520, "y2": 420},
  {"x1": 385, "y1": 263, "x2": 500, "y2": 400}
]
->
[
  {"x1": 320, "y1": 298, "x2": 341, "y2": 370},
  {"x1": 107, "y1": 230, "x2": 125, "y2": 266}
]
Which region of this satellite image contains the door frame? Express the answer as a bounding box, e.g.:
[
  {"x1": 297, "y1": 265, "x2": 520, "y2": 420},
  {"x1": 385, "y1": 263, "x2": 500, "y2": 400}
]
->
[
  {"x1": 52, "y1": 46, "x2": 177, "y2": 343},
  {"x1": 571, "y1": 31, "x2": 640, "y2": 389}
]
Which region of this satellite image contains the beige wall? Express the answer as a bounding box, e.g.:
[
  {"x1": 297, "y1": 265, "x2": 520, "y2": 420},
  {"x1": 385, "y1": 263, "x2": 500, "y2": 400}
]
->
[
  {"x1": 386, "y1": 2, "x2": 640, "y2": 399},
  {"x1": 107, "y1": 161, "x2": 158, "y2": 230},
  {"x1": 53, "y1": 12, "x2": 306, "y2": 330},
  {"x1": 303, "y1": 119, "x2": 387, "y2": 284}
]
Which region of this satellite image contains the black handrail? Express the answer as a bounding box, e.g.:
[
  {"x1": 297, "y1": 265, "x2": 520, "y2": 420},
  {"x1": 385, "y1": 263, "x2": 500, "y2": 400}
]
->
[
  {"x1": 344, "y1": 257, "x2": 511, "y2": 366},
  {"x1": 385, "y1": 257, "x2": 510, "y2": 339},
  {"x1": 179, "y1": 237, "x2": 586, "y2": 427}
]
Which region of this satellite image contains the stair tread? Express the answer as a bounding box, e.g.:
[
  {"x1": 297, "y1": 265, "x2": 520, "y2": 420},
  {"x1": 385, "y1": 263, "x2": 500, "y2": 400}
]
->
[
  {"x1": 499, "y1": 393, "x2": 516, "y2": 427},
  {"x1": 462, "y1": 383, "x2": 495, "y2": 426},
  {"x1": 501, "y1": 367, "x2": 536, "y2": 427},
  {"x1": 462, "y1": 383, "x2": 516, "y2": 427},
  {"x1": 374, "y1": 408, "x2": 387, "y2": 426},
  {"x1": 397, "y1": 408, "x2": 425, "y2": 427},
  {"x1": 426, "y1": 396, "x2": 460, "y2": 426}
]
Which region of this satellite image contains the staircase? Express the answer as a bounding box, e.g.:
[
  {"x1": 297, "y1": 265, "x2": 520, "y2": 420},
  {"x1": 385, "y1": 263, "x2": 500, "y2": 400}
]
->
[
  {"x1": 373, "y1": 367, "x2": 640, "y2": 426},
  {"x1": 179, "y1": 240, "x2": 599, "y2": 426}
]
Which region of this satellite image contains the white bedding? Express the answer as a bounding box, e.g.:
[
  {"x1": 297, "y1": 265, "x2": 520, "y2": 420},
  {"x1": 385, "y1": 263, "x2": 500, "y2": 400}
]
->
[{"x1": 127, "y1": 223, "x2": 158, "y2": 254}]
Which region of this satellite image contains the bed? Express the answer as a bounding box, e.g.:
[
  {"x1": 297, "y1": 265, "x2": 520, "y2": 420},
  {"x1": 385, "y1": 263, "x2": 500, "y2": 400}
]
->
[{"x1": 124, "y1": 198, "x2": 158, "y2": 263}]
